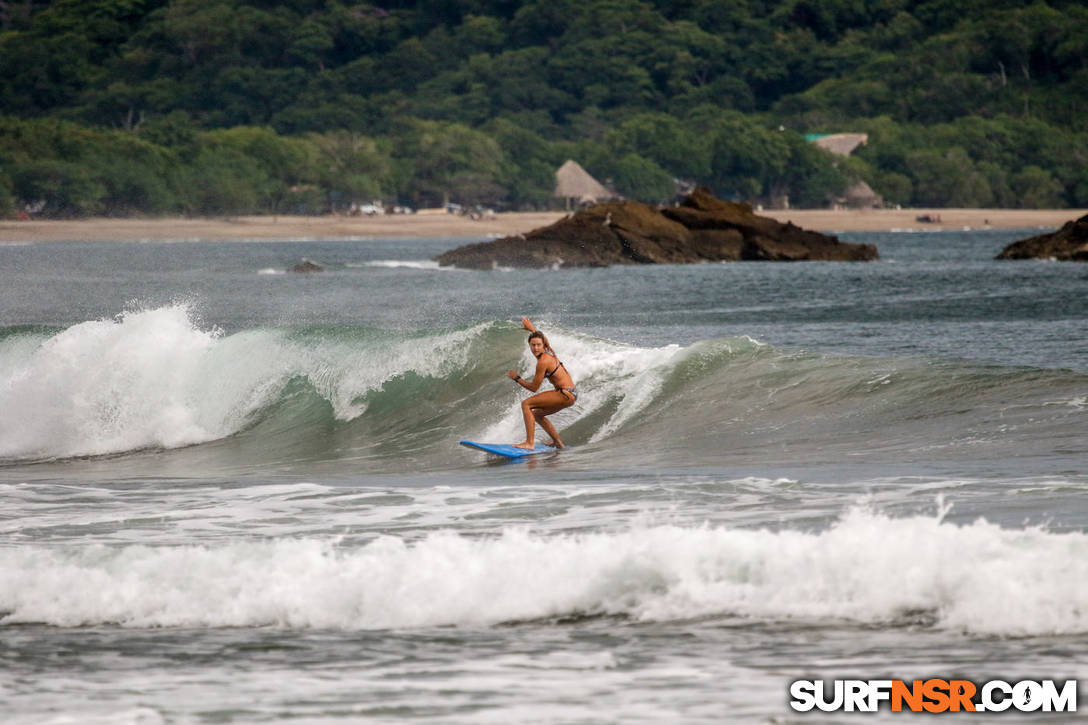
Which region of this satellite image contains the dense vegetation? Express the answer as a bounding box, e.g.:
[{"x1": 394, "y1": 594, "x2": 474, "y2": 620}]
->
[{"x1": 1, "y1": 0, "x2": 1086, "y2": 216}]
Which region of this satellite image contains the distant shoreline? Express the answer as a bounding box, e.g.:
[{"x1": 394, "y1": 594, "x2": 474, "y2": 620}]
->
[{"x1": 1, "y1": 208, "x2": 1083, "y2": 244}]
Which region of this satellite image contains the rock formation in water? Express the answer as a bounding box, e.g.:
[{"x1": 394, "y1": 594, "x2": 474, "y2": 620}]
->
[
  {"x1": 435, "y1": 187, "x2": 878, "y2": 269},
  {"x1": 996, "y1": 214, "x2": 1088, "y2": 261},
  {"x1": 287, "y1": 259, "x2": 324, "y2": 273}
]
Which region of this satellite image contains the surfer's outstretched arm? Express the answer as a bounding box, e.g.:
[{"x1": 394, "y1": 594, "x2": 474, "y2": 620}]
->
[
  {"x1": 506, "y1": 317, "x2": 545, "y2": 389},
  {"x1": 506, "y1": 356, "x2": 547, "y2": 392}
]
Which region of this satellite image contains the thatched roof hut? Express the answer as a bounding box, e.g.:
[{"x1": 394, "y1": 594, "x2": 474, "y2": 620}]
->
[
  {"x1": 809, "y1": 133, "x2": 869, "y2": 156},
  {"x1": 554, "y1": 160, "x2": 617, "y2": 206},
  {"x1": 841, "y1": 180, "x2": 883, "y2": 209}
]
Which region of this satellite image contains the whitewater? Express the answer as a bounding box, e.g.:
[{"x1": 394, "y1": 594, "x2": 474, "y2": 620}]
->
[{"x1": 1, "y1": 230, "x2": 1086, "y2": 723}]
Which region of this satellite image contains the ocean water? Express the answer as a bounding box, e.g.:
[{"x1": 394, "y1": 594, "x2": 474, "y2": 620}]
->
[{"x1": 1, "y1": 229, "x2": 1086, "y2": 723}]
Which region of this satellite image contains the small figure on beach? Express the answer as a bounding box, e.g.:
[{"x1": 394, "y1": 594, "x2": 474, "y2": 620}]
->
[{"x1": 506, "y1": 317, "x2": 577, "y2": 449}]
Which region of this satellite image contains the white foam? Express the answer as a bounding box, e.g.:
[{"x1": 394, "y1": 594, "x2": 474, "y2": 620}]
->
[
  {"x1": 12, "y1": 707, "x2": 166, "y2": 725},
  {"x1": 479, "y1": 329, "x2": 697, "y2": 443},
  {"x1": 357, "y1": 260, "x2": 447, "y2": 270},
  {"x1": 0, "y1": 305, "x2": 491, "y2": 459},
  {"x1": 0, "y1": 305, "x2": 228, "y2": 458},
  {"x1": 478, "y1": 331, "x2": 764, "y2": 444},
  {"x1": 1045, "y1": 395, "x2": 1086, "y2": 409},
  {"x1": 3, "y1": 509, "x2": 1085, "y2": 635}
]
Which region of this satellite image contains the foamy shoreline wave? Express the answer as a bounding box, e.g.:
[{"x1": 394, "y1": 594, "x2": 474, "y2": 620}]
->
[{"x1": 1, "y1": 509, "x2": 1084, "y2": 635}]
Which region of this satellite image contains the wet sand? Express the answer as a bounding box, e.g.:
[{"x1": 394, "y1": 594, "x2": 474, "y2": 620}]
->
[{"x1": 1, "y1": 208, "x2": 1083, "y2": 243}]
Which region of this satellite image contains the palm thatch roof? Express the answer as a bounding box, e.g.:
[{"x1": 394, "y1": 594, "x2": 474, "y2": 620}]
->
[
  {"x1": 810, "y1": 133, "x2": 869, "y2": 156},
  {"x1": 554, "y1": 160, "x2": 616, "y2": 203},
  {"x1": 843, "y1": 180, "x2": 883, "y2": 208}
]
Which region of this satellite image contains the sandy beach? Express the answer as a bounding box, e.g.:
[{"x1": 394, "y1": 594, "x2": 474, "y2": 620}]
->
[{"x1": 1, "y1": 208, "x2": 1083, "y2": 243}]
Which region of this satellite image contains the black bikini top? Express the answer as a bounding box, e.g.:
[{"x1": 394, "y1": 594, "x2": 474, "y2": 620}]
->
[{"x1": 536, "y1": 351, "x2": 566, "y2": 379}]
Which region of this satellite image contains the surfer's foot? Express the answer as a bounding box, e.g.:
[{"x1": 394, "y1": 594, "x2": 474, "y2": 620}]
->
[
  {"x1": 546, "y1": 439, "x2": 565, "y2": 449},
  {"x1": 513, "y1": 441, "x2": 536, "y2": 450}
]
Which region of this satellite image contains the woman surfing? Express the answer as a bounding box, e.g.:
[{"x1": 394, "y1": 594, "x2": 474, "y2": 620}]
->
[{"x1": 506, "y1": 317, "x2": 576, "y2": 449}]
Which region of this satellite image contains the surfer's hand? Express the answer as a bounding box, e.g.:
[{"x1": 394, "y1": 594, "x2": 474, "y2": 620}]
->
[
  {"x1": 506, "y1": 370, "x2": 520, "y2": 380},
  {"x1": 520, "y1": 317, "x2": 535, "y2": 331}
]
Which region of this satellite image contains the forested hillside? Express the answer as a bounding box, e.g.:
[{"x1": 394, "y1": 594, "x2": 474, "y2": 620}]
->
[{"x1": 1, "y1": 0, "x2": 1086, "y2": 217}]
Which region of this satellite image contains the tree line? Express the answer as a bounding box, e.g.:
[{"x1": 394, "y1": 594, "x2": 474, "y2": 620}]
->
[{"x1": 1, "y1": 0, "x2": 1086, "y2": 217}]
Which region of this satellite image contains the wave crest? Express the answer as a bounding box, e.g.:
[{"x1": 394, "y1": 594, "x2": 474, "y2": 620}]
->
[
  {"x1": 1, "y1": 304, "x2": 1083, "y2": 465},
  {"x1": 2, "y1": 509, "x2": 1085, "y2": 635}
]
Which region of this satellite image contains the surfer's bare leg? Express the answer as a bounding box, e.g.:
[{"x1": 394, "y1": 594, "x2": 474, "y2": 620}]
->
[
  {"x1": 514, "y1": 391, "x2": 570, "y2": 449},
  {"x1": 533, "y1": 407, "x2": 565, "y2": 448},
  {"x1": 516, "y1": 399, "x2": 537, "y2": 448}
]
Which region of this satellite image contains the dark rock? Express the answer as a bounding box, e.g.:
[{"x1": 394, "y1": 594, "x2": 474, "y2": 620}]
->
[
  {"x1": 435, "y1": 187, "x2": 878, "y2": 269},
  {"x1": 288, "y1": 259, "x2": 324, "y2": 273},
  {"x1": 667, "y1": 188, "x2": 879, "y2": 261},
  {"x1": 996, "y1": 214, "x2": 1088, "y2": 261}
]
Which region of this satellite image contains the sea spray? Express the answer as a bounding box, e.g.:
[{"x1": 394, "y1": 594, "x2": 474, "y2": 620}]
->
[
  {"x1": 0, "y1": 305, "x2": 493, "y2": 460},
  {"x1": 0, "y1": 305, "x2": 227, "y2": 458}
]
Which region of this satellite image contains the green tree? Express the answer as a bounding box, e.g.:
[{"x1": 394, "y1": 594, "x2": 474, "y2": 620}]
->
[
  {"x1": 484, "y1": 117, "x2": 560, "y2": 207},
  {"x1": 287, "y1": 18, "x2": 335, "y2": 68},
  {"x1": 174, "y1": 147, "x2": 264, "y2": 215},
  {"x1": 907, "y1": 148, "x2": 994, "y2": 208},
  {"x1": 1011, "y1": 165, "x2": 1065, "y2": 208},
  {"x1": 696, "y1": 111, "x2": 790, "y2": 200},
  {"x1": 977, "y1": 161, "x2": 1016, "y2": 208},
  {"x1": 872, "y1": 170, "x2": 912, "y2": 207},
  {"x1": 608, "y1": 152, "x2": 674, "y2": 202},
  {"x1": 605, "y1": 112, "x2": 709, "y2": 180},
  {"x1": 509, "y1": 0, "x2": 579, "y2": 45},
  {"x1": 394, "y1": 120, "x2": 508, "y2": 207},
  {"x1": 2, "y1": 0, "x2": 1087, "y2": 217},
  {"x1": 0, "y1": 172, "x2": 15, "y2": 218},
  {"x1": 196, "y1": 126, "x2": 311, "y2": 212},
  {"x1": 83, "y1": 131, "x2": 178, "y2": 214},
  {"x1": 10, "y1": 159, "x2": 106, "y2": 217},
  {"x1": 304, "y1": 130, "x2": 391, "y2": 206},
  {"x1": 453, "y1": 14, "x2": 507, "y2": 55}
]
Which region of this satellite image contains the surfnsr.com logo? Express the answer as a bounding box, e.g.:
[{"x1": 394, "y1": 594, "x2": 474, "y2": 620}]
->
[{"x1": 789, "y1": 679, "x2": 1078, "y2": 713}]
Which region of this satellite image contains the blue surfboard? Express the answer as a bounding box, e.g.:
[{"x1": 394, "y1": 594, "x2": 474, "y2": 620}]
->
[{"x1": 460, "y1": 440, "x2": 557, "y2": 458}]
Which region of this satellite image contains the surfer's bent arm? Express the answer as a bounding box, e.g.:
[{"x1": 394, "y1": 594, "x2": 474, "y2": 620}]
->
[{"x1": 506, "y1": 358, "x2": 548, "y2": 392}]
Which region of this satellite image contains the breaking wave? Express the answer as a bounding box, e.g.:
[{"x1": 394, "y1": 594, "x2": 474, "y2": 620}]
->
[
  {"x1": 0, "y1": 303, "x2": 1084, "y2": 467},
  {"x1": 2, "y1": 508, "x2": 1085, "y2": 636}
]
